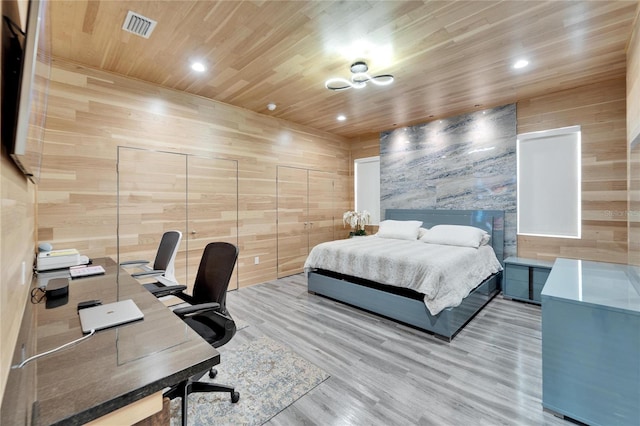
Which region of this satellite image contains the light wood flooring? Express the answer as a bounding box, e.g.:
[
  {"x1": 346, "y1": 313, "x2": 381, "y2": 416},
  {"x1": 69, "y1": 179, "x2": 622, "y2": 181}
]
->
[{"x1": 225, "y1": 274, "x2": 571, "y2": 426}]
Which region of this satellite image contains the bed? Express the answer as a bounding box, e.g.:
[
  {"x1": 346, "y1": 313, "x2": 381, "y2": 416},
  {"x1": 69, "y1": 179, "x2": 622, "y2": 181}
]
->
[{"x1": 305, "y1": 209, "x2": 505, "y2": 341}]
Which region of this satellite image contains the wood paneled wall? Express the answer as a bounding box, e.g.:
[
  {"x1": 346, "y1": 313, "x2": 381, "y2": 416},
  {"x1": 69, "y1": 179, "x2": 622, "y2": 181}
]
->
[
  {"x1": 629, "y1": 9, "x2": 640, "y2": 145},
  {"x1": 347, "y1": 79, "x2": 629, "y2": 264},
  {"x1": 628, "y1": 9, "x2": 640, "y2": 266},
  {"x1": 0, "y1": 150, "x2": 36, "y2": 411},
  {"x1": 38, "y1": 59, "x2": 350, "y2": 288},
  {"x1": 0, "y1": 0, "x2": 37, "y2": 404},
  {"x1": 517, "y1": 78, "x2": 628, "y2": 263},
  {"x1": 349, "y1": 133, "x2": 381, "y2": 163}
]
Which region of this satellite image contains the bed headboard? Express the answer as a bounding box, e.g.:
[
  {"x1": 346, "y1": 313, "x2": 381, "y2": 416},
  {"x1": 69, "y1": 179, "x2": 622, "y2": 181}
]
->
[{"x1": 385, "y1": 209, "x2": 505, "y2": 264}]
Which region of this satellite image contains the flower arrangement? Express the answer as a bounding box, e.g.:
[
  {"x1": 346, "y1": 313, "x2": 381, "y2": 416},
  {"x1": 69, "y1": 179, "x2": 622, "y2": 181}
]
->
[{"x1": 343, "y1": 210, "x2": 371, "y2": 236}]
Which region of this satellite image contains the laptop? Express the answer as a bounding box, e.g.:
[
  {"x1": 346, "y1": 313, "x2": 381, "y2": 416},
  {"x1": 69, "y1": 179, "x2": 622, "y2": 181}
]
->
[{"x1": 78, "y1": 299, "x2": 144, "y2": 333}]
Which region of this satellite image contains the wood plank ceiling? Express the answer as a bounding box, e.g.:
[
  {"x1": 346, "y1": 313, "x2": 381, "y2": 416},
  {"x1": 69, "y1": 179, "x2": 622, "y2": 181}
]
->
[{"x1": 48, "y1": 0, "x2": 639, "y2": 138}]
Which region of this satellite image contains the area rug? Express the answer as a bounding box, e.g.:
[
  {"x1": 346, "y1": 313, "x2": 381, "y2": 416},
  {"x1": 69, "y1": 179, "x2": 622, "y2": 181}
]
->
[{"x1": 170, "y1": 336, "x2": 329, "y2": 425}]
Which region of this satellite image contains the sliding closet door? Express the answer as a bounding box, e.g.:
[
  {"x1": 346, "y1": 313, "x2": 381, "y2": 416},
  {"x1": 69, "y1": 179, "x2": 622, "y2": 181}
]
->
[
  {"x1": 117, "y1": 147, "x2": 188, "y2": 285},
  {"x1": 277, "y1": 166, "x2": 309, "y2": 278},
  {"x1": 186, "y1": 156, "x2": 239, "y2": 290},
  {"x1": 118, "y1": 147, "x2": 239, "y2": 291},
  {"x1": 308, "y1": 170, "x2": 334, "y2": 249}
]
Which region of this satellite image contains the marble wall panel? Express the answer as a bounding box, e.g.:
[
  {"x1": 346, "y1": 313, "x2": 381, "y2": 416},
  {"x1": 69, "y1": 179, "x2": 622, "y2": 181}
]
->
[{"x1": 380, "y1": 104, "x2": 517, "y2": 256}]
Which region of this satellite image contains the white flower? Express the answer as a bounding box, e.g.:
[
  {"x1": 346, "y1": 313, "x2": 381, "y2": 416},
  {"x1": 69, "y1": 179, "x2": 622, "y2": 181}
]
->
[{"x1": 342, "y1": 210, "x2": 371, "y2": 230}]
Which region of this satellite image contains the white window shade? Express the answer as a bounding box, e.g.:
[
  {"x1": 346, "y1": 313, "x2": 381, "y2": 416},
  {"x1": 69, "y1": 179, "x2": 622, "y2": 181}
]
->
[
  {"x1": 517, "y1": 126, "x2": 581, "y2": 238},
  {"x1": 355, "y1": 156, "x2": 380, "y2": 224}
]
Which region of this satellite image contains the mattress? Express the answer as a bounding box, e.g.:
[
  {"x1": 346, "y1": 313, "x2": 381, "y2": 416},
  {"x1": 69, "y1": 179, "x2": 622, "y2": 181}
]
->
[{"x1": 304, "y1": 236, "x2": 502, "y2": 315}]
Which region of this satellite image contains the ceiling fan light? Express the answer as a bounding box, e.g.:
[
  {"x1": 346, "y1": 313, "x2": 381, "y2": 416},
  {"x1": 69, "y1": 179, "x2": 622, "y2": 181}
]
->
[
  {"x1": 325, "y1": 61, "x2": 395, "y2": 91},
  {"x1": 351, "y1": 72, "x2": 370, "y2": 84},
  {"x1": 350, "y1": 61, "x2": 369, "y2": 73}
]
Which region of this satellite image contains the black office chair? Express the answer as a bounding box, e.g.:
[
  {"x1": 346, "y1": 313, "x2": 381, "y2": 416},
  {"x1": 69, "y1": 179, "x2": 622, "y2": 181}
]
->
[
  {"x1": 160, "y1": 242, "x2": 240, "y2": 426},
  {"x1": 120, "y1": 230, "x2": 183, "y2": 288}
]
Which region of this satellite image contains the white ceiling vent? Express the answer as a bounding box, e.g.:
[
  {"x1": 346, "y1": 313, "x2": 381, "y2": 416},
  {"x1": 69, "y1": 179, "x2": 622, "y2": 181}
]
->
[{"x1": 122, "y1": 11, "x2": 157, "y2": 39}]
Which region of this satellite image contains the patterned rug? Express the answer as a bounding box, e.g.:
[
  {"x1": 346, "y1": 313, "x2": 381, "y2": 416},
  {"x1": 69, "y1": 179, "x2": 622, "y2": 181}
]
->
[{"x1": 170, "y1": 336, "x2": 329, "y2": 425}]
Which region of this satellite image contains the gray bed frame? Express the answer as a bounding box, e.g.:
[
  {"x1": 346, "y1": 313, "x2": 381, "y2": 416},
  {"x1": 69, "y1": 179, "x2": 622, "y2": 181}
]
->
[{"x1": 307, "y1": 209, "x2": 505, "y2": 341}]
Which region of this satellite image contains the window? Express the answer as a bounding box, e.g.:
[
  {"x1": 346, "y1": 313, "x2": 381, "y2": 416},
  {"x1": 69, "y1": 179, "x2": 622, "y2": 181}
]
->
[
  {"x1": 354, "y1": 156, "x2": 380, "y2": 224},
  {"x1": 517, "y1": 126, "x2": 581, "y2": 238}
]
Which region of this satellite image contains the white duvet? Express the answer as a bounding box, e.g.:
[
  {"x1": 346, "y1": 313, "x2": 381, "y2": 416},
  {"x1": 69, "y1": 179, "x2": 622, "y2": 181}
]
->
[{"x1": 304, "y1": 236, "x2": 503, "y2": 316}]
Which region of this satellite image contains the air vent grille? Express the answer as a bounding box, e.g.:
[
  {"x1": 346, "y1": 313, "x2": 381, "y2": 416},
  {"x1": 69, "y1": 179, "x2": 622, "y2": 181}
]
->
[{"x1": 122, "y1": 11, "x2": 157, "y2": 39}]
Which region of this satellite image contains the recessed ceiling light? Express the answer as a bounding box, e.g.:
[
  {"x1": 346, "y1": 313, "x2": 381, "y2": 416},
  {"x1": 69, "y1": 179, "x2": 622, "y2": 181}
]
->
[
  {"x1": 513, "y1": 59, "x2": 529, "y2": 69},
  {"x1": 267, "y1": 103, "x2": 276, "y2": 111},
  {"x1": 191, "y1": 62, "x2": 206, "y2": 72},
  {"x1": 337, "y1": 115, "x2": 346, "y2": 121}
]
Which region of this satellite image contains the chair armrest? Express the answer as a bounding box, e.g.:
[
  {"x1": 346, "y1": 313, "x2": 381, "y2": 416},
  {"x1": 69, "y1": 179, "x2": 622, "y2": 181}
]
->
[
  {"x1": 156, "y1": 275, "x2": 179, "y2": 287},
  {"x1": 131, "y1": 269, "x2": 165, "y2": 278},
  {"x1": 205, "y1": 311, "x2": 237, "y2": 347},
  {"x1": 148, "y1": 284, "x2": 187, "y2": 298},
  {"x1": 173, "y1": 302, "x2": 221, "y2": 318},
  {"x1": 120, "y1": 260, "x2": 150, "y2": 267}
]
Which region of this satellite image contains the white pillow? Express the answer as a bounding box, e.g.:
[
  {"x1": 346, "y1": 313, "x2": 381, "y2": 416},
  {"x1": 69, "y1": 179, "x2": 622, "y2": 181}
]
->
[
  {"x1": 376, "y1": 220, "x2": 423, "y2": 241},
  {"x1": 420, "y1": 224, "x2": 490, "y2": 248}
]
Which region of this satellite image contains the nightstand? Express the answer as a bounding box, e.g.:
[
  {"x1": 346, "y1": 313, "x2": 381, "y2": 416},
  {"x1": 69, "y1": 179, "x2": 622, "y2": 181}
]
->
[{"x1": 503, "y1": 256, "x2": 554, "y2": 304}]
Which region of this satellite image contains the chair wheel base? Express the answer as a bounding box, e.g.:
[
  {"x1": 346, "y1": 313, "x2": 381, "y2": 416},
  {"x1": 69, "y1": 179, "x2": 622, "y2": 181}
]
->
[
  {"x1": 231, "y1": 391, "x2": 240, "y2": 403},
  {"x1": 209, "y1": 368, "x2": 218, "y2": 379}
]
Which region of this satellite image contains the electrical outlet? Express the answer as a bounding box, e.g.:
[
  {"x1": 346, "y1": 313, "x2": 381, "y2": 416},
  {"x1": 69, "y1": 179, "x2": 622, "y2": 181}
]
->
[
  {"x1": 21, "y1": 261, "x2": 26, "y2": 285},
  {"x1": 254, "y1": 256, "x2": 260, "y2": 265}
]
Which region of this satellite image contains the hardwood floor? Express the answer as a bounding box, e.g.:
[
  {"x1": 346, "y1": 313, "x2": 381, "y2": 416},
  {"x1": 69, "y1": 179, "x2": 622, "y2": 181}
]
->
[{"x1": 225, "y1": 274, "x2": 570, "y2": 426}]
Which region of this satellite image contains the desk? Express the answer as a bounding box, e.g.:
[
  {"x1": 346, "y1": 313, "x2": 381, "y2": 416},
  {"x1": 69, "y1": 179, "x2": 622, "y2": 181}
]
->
[{"x1": 28, "y1": 258, "x2": 219, "y2": 425}]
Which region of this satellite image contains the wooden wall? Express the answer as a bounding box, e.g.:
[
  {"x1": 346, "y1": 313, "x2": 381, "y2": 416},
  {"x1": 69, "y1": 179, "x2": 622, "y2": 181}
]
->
[
  {"x1": 628, "y1": 9, "x2": 640, "y2": 266},
  {"x1": 629, "y1": 9, "x2": 640, "y2": 145},
  {"x1": 0, "y1": 145, "x2": 36, "y2": 412},
  {"x1": 38, "y1": 60, "x2": 350, "y2": 288},
  {"x1": 348, "y1": 79, "x2": 629, "y2": 264},
  {"x1": 0, "y1": 0, "x2": 37, "y2": 404},
  {"x1": 516, "y1": 78, "x2": 628, "y2": 263}
]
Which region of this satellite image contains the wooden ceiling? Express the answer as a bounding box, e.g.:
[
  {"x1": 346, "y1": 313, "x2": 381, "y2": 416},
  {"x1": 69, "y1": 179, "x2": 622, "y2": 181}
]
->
[{"x1": 47, "y1": 1, "x2": 639, "y2": 138}]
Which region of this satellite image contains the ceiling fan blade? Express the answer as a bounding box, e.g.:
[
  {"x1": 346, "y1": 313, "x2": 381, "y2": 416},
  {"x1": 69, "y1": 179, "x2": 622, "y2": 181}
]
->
[
  {"x1": 325, "y1": 77, "x2": 353, "y2": 91},
  {"x1": 369, "y1": 74, "x2": 394, "y2": 86}
]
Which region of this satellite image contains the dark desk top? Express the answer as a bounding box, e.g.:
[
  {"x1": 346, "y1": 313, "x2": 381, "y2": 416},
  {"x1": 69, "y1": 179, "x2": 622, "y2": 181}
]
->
[{"x1": 31, "y1": 258, "x2": 219, "y2": 425}]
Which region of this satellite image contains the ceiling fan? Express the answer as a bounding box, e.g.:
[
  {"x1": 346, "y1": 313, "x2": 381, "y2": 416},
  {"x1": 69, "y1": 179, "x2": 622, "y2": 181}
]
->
[{"x1": 325, "y1": 61, "x2": 394, "y2": 91}]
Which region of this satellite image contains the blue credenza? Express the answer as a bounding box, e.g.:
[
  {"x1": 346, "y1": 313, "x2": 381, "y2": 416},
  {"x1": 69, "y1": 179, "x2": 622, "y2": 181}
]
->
[{"x1": 541, "y1": 259, "x2": 640, "y2": 426}]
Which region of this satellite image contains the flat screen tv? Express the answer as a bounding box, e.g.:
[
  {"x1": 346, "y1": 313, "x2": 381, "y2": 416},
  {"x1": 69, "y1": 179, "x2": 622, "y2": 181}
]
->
[{"x1": 2, "y1": 0, "x2": 50, "y2": 183}]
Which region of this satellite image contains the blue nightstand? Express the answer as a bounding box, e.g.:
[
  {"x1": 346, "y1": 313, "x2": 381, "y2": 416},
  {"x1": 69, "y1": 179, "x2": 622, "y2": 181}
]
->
[{"x1": 503, "y1": 256, "x2": 554, "y2": 304}]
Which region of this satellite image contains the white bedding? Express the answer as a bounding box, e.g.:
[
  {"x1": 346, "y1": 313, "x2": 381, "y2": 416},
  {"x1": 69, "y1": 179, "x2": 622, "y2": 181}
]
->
[{"x1": 304, "y1": 236, "x2": 502, "y2": 316}]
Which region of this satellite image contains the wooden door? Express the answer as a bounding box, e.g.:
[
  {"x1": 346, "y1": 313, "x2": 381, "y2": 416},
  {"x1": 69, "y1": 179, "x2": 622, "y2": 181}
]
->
[
  {"x1": 186, "y1": 156, "x2": 239, "y2": 291},
  {"x1": 277, "y1": 166, "x2": 309, "y2": 277},
  {"x1": 308, "y1": 170, "x2": 334, "y2": 249},
  {"x1": 117, "y1": 147, "x2": 188, "y2": 285}
]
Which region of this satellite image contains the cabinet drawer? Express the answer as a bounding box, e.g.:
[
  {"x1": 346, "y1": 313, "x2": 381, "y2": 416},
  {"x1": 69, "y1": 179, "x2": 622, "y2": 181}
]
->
[
  {"x1": 505, "y1": 264, "x2": 528, "y2": 282},
  {"x1": 505, "y1": 278, "x2": 529, "y2": 300},
  {"x1": 532, "y1": 267, "x2": 550, "y2": 302},
  {"x1": 532, "y1": 267, "x2": 550, "y2": 285},
  {"x1": 532, "y1": 280, "x2": 544, "y2": 302}
]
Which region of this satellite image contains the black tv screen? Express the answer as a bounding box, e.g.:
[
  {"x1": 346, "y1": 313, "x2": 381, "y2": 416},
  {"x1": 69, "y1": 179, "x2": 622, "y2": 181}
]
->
[{"x1": 2, "y1": 0, "x2": 50, "y2": 183}]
